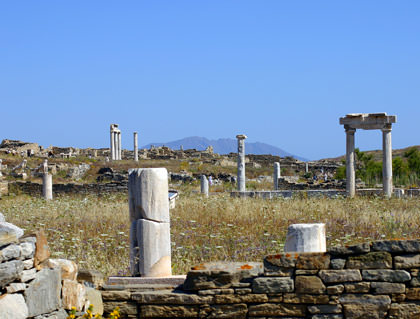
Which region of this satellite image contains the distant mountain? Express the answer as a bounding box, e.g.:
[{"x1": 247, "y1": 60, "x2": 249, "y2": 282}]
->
[{"x1": 141, "y1": 136, "x2": 308, "y2": 161}]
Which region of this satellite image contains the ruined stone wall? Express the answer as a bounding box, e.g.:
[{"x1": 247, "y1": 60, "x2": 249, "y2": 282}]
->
[{"x1": 101, "y1": 239, "x2": 420, "y2": 318}]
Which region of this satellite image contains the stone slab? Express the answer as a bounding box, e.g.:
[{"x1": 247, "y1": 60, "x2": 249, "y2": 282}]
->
[
  {"x1": 107, "y1": 275, "x2": 186, "y2": 287},
  {"x1": 0, "y1": 293, "x2": 29, "y2": 319}
]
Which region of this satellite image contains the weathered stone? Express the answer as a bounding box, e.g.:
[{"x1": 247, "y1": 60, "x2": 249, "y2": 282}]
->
[
  {"x1": 101, "y1": 290, "x2": 131, "y2": 300},
  {"x1": 140, "y1": 305, "x2": 199, "y2": 318},
  {"x1": 346, "y1": 252, "x2": 392, "y2": 269},
  {"x1": 85, "y1": 287, "x2": 103, "y2": 315},
  {"x1": 25, "y1": 268, "x2": 61, "y2": 317},
  {"x1": 77, "y1": 269, "x2": 104, "y2": 288},
  {"x1": 362, "y1": 269, "x2": 411, "y2": 282},
  {"x1": 265, "y1": 253, "x2": 298, "y2": 268},
  {"x1": 391, "y1": 293, "x2": 406, "y2": 302},
  {"x1": 295, "y1": 276, "x2": 326, "y2": 294},
  {"x1": 136, "y1": 219, "x2": 171, "y2": 277},
  {"x1": 327, "y1": 284, "x2": 344, "y2": 294},
  {"x1": 104, "y1": 302, "x2": 137, "y2": 316},
  {"x1": 248, "y1": 303, "x2": 306, "y2": 317},
  {"x1": 344, "y1": 282, "x2": 370, "y2": 293},
  {"x1": 6, "y1": 282, "x2": 26, "y2": 293},
  {"x1": 19, "y1": 268, "x2": 37, "y2": 282},
  {"x1": 0, "y1": 293, "x2": 29, "y2": 319},
  {"x1": 23, "y1": 258, "x2": 34, "y2": 269},
  {"x1": 205, "y1": 304, "x2": 247, "y2": 318},
  {"x1": 340, "y1": 294, "x2": 391, "y2": 319},
  {"x1": 406, "y1": 288, "x2": 420, "y2": 300},
  {"x1": 34, "y1": 230, "x2": 50, "y2": 267},
  {"x1": 234, "y1": 288, "x2": 252, "y2": 295},
  {"x1": 295, "y1": 269, "x2": 318, "y2": 275},
  {"x1": 213, "y1": 294, "x2": 268, "y2": 304},
  {"x1": 198, "y1": 288, "x2": 234, "y2": 295},
  {"x1": 20, "y1": 241, "x2": 35, "y2": 258},
  {"x1": 184, "y1": 262, "x2": 262, "y2": 290},
  {"x1": 371, "y1": 282, "x2": 405, "y2": 294},
  {"x1": 0, "y1": 244, "x2": 21, "y2": 261},
  {"x1": 282, "y1": 293, "x2": 329, "y2": 304},
  {"x1": 308, "y1": 304, "x2": 342, "y2": 314},
  {"x1": 252, "y1": 277, "x2": 294, "y2": 293},
  {"x1": 311, "y1": 315, "x2": 343, "y2": 319},
  {"x1": 318, "y1": 270, "x2": 362, "y2": 283},
  {"x1": 330, "y1": 258, "x2": 346, "y2": 269},
  {"x1": 48, "y1": 259, "x2": 78, "y2": 280},
  {"x1": 0, "y1": 260, "x2": 24, "y2": 288},
  {"x1": 328, "y1": 242, "x2": 370, "y2": 255},
  {"x1": 35, "y1": 308, "x2": 68, "y2": 319},
  {"x1": 372, "y1": 239, "x2": 420, "y2": 253},
  {"x1": 0, "y1": 222, "x2": 24, "y2": 247},
  {"x1": 284, "y1": 223, "x2": 326, "y2": 253},
  {"x1": 395, "y1": 254, "x2": 420, "y2": 269},
  {"x1": 296, "y1": 253, "x2": 330, "y2": 269},
  {"x1": 132, "y1": 291, "x2": 212, "y2": 304},
  {"x1": 388, "y1": 303, "x2": 420, "y2": 318},
  {"x1": 62, "y1": 279, "x2": 86, "y2": 311}
]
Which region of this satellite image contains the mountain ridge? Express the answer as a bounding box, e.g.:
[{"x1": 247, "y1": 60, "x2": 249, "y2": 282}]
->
[{"x1": 141, "y1": 136, "x2": 308, "y2": 161}]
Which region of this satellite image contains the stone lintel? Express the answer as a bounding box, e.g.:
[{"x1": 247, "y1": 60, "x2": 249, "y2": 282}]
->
[{"x1": 339, "y1": 113, "x2": 396, "y2": 130}]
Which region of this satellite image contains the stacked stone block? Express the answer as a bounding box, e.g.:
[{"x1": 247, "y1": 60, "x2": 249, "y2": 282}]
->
[
  {"x1": 0, "y1": 213, "x2": 103, "y2": 318},
  {"x1": 102, "y1": 239, "x2": 420, "y2": 318}
]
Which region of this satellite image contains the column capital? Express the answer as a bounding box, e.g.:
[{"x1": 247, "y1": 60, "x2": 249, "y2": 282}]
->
[
  {"x1": 344, "y1": 125, "x2": 356, "y2": 134},
  {"x1": 236, "y1": 134, "x2": 247, "y2": 140},
  {"x1": 381, "y1": 124, "x2": 392, "y2": 133}
]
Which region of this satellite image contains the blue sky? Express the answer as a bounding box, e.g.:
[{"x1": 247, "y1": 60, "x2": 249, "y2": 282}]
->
[{"x1": 1, "y1": 1, "x2": 419, "y2": 160}]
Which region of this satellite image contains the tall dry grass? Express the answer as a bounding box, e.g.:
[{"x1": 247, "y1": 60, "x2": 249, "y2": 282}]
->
[{"x1": 1, "y1": 192, "x2": 420, "y2": 278}]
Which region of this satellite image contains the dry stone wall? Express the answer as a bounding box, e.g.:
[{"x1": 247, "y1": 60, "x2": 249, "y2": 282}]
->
[
  {"x1": 102, "y1": 239, "x2": 420, "y2": 318},
  {"x1": 0, "y1": 213, "x2": 104, "y2": 318}
]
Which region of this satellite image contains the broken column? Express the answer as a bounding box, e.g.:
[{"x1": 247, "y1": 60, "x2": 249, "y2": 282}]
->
[
  {"x1": 201, "y1": 175, "x2": 209, "y2": 197},
  {"x1": 42, "y1": 173, "x2": 53, "y2": 200},
  {"x1": 284, "y1": 223, "x2": 326, "y2": 253},
  {"x1": 128, "y1": 168, "x2": 171, "y2": 277},
  {"x1": 134, "y1": 132, "x2": 138, "y2": 162},
  {"x1": 273, "y1": 162, "x2": 280, "y2": 190},
  {"x1": 0, "y1": 159, "x2": 2, "y2": 178},
  {"x1": 236, "y1": 134, "x2": 247, "y2": 192},
  {"x1": 382, "y1": 124, "x2": 393, "y2": 198}
]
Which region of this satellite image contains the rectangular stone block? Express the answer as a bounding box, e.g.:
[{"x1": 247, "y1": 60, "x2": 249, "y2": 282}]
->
[
  {"x1": 406, "y1": 288, "x2": 420, "y2": 300},
  {"x1": 328, "y1": 243, "x2": 370, "y2": 255},
  {"x1": 282, "y1": 293, "x2": 329, "y2": 304},
  {"x1": 318, "y1": 270, "x2": 362, "y2": 283},
  {"x1": 252, "y1": 277, "x2": 294, "y2": 293},
  {"x1": 346, "y1": 252, "x2": 392, "y2": 269},
  {"x1": 248, "y1": 303, "x2": 306, "y2": 317},
  {"x1": 204, "y1": 304, "x2": 247, "y2": 319},
  {"x1": 371, "y1": 282, "x2": 406, "y2": 294},
  {"x1": 296, "y1": 253, "x2": 330, "y2": 270},
  {"x1": 0, "y1": 260, "x2": 23, "y2": 288},
  {"x1": 395, "y1": 254, "x2": 420, "y2": 269},
  {"x1": 140, "y1": 305, "x2": 199, "y2": 318},
  {"x1": 344, "y1": 282, "x2": 370, "y2": 293},
  {"x1": 372, "y1": 240, "x2": 420, "y2": 253},
  {"x1": 362, "y1": 270, "x2": 411, "y2": 282},
  {"x1": 295, "y1": 276, "x2": 326, "y2": 294},
  {"x1": 308, "y1": 304, "x2": 342, "y2": 314}
]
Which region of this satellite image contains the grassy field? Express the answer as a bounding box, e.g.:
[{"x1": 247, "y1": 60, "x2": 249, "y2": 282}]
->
[{"x1": 1, "y1": 190, "x2": 420, "y2": 278}]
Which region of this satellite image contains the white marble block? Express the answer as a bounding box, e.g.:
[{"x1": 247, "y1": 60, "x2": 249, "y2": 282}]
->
[
  {"x1": 137, "y1": 219, "x2": 171, "y2": 277},
  {"x1": 284, "y1": 223, "x2": 326, "y2": 253},
  {"x1": 128, "y1": 168, "x2": 169, "y2": 223},
  {"x1": 201, "y1": 175, "x2": 209, "y2": 197}
]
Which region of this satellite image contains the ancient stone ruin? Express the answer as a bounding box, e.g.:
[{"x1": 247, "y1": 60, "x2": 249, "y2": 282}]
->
[{"x1": 110, "y1": 124, "x2": 122, "y2": 161}]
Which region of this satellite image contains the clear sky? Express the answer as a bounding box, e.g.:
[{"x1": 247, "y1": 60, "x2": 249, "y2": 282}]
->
[{"x1": 1, "y1": 1, "x2": 419, "y2": 160}]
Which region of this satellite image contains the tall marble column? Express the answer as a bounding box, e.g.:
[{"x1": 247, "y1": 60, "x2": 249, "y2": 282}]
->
[
  {"x1": 118, "y1": 132, "x2": 122, "y2": 160},
  {"x1": 42, "y1": 173, "x2": 53, "y2": 200},
  {"x1": 273, "y1": 162, "x2": 280, "y2": 190},
  {"x1": 201, "y1": 175, "x2": 209, "y2": 197},
  {"x1": 345, "y1": 126, "x2": 356, "y2": 198},
  {"x1": 0, "y1": 159, "x2": 3, "y2": 178},
  {"x1": 236, "y1": 134, "x2": 247, "y2": 192},
  {"x1": 110, "y1": 130, "x2": 115, "y2": 160},
  {"x1": 134, "y1": 132, "x2": 138, "y2": 162},
  {"x1": 113, "y1": 132, "x2": 118, "y2": 160},
  {"x1": 382, "y1": 125, "x2": 393, "y2": 198}
]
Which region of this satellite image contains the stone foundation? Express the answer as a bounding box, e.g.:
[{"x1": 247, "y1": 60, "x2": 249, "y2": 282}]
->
[{"x1": 102, "y1": 239, "x2": 420, "y2": 318}]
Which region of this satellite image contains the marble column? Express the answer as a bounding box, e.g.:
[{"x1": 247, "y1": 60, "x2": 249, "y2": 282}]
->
[
  {"x1": 305, "y1": 162, "x2": 309, "y2": 174},
  {"x1": 345, "y1": 126, "x2": 356, "y2": 198},
  {"x1": 201, "y1": 175, "x2": 209, "y2": 197},
  {"x1": 128, "y1": 168, "x2": 171, "y2": 277},
  {"x1": 110, "y1": 131, "x2": 115, "y2": 160},
  {"x1": 382, "y1": 125, "x2": 393, "y2": 198},
  {"x1": 236, "y1": 134, "x2": 247, "y2": 192},
  {"x1": 0, "y1": 159, "x2": 3, "y2": 178},
  {"x1": 284, "y1": 223, "x2": 326, "y2": 253},
  {"x1": 42, "y1": 173, "x2": 53, "y2": 200},
  {"x1": 118, "y1": 132, "x2": 122, "y2": 160},
  {"x1": 134, "y1": 132, "x2": 138, "y2": 162},
  {"x1": 273, "y1": 162, "x2": 280, "y2": 190},
  {"x1": 113, "y1": 132, "x2": 118, "y2": 160}
]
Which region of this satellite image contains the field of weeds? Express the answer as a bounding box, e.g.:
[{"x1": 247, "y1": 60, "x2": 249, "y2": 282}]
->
[{"x1": 1, "y1": 192, "x2": 420, "y2": 278}]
